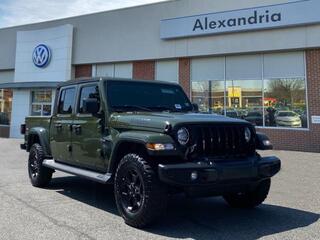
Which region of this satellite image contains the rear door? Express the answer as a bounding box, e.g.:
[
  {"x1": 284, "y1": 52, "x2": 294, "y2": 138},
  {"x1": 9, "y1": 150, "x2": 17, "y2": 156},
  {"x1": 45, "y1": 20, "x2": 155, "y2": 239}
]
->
[
  {"x1": 50, "y1": 86, "x2": 76, "y2": 165},
  {"x1": 71, "y1": 83, "x2": 105, "y2": 171}
]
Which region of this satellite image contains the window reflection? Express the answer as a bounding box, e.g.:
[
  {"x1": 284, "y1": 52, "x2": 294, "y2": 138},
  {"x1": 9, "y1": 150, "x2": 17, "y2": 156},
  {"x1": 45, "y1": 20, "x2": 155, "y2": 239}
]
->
[
  {"x1": 31, "y1": 90, "x2": 52, "y2": 116},
  {"x1": 264, "y1": 78, "x2": 307, "y2": 128},
  {"x1": 226, "y1": 80, "x2": 263, "y2": 126},
  {"x1": 190, "y1": 78, "x2": 308, "y2": 129},
  {"x1": 191, "y1": 81, "x2": 224, "y2": 115}
]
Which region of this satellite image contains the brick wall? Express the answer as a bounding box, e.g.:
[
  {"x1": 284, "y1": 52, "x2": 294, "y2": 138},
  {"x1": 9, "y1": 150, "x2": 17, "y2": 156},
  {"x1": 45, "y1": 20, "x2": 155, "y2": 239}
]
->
[
  {"x1": 179, "y1": 58, "x2": 191, "y2": 98},
  {"x1": 258, "y1": 49, "x2": 320, "y2": 152},
  {"x1": 0, "y1": 126, "x2": 10, "y2": 138},
  {"x1": 133, "y1": 61, "x2": 155, "y2": 80},
  {"x1": 75, "y1": 64, "x2": 92, "y2": 78}
]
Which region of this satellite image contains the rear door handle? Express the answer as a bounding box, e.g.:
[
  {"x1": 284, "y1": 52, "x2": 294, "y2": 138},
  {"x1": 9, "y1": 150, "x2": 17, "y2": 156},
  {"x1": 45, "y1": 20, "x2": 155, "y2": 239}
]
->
[{"x1": 55, "y1": 123, "x2": 62, "y2": 128}]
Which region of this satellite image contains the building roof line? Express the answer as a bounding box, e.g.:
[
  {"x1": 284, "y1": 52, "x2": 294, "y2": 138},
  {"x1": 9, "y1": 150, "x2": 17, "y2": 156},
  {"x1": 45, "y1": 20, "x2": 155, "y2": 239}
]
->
[{"x1": 0, "y1": 0, "x2": 174, "y2": 31}]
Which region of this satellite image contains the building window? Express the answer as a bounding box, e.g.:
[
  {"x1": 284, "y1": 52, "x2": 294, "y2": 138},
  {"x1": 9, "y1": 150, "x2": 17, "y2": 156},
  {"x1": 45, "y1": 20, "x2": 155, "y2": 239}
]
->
[
  {"x1": 192, "y1": 80, "x2": 225, "y2": 115},
  {"x1": 191, "y1": 52, "x2": 308, "y2": 129},
  {"x1": 226, "y1": 80, "x2": 263, "y2": 126},
  {"x1": 95, "y1": 63, "x2": 133, "y2": 78},
  {"x1": 0, "y1": 89, "x2": 12, "y2": 125},
  {"x1": 31, "y1": 90, "x2": 52, "y2": 116},
  {"x1": 264, "y1": 78, "x2": 307, "y2": 128},
  {"x1": 155, "y1": 60, "x2": 179, "y2": 83}
]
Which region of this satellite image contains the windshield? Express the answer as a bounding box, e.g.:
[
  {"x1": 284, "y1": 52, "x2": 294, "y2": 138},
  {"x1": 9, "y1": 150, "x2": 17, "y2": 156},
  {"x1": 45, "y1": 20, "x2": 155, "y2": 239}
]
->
[
  {"x1": 278, "y1": 112, "x2": 298, "y2": 117},
  {"x1": 106, "y1": 81, "x2": 193, "y2": 112}
]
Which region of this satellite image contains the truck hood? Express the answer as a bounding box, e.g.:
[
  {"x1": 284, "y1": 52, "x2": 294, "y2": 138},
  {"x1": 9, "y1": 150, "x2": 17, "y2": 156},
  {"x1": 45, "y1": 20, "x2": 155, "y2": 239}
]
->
[{"x1": 109, "y1": 112, "x2": 249, "y2": 132}]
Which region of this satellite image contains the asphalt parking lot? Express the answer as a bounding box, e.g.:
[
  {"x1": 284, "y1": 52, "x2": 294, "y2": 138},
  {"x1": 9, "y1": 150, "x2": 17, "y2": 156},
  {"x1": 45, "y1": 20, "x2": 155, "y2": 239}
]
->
[{"x1": 0, "y1": 138, "x2": 319, "y2": 240}]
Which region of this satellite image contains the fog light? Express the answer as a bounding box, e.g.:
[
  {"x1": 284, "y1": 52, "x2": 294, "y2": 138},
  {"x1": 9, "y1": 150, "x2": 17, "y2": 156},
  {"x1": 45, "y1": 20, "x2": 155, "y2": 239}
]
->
[
  {"x1": 263, "y1": 140, "x2": 271, "y2": 146},
  {"x1": 191, "y1": 171, "x2": 198, "y2": 181}
]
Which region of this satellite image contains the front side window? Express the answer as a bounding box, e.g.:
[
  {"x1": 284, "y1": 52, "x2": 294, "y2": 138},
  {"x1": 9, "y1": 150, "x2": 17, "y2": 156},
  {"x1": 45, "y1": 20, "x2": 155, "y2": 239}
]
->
[
  {"x1": 106, "y1": 81, "x2": 193, "y2": 112},
  {"x1": 58, "y1": 88, "x2": 76, "y2": 114},
  {"x1": 78, "y1": 85, "x2": 100, "y2": 114},
  {"x1": 31, "y1": 90, "x2": 52, "y2": 116}
]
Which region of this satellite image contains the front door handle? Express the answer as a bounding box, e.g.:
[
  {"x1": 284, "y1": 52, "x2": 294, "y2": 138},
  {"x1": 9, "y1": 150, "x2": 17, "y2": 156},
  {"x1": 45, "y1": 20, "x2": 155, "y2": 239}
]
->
[{"x1": 55, "y1": 123, "x2": 62, "y2": 129}]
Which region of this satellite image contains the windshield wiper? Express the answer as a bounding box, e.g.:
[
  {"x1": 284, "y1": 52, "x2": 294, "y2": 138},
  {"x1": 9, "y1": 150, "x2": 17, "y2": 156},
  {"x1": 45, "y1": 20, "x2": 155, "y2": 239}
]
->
[{"x1": 113, "y1": 105, "x2": 153, "y2": 112}]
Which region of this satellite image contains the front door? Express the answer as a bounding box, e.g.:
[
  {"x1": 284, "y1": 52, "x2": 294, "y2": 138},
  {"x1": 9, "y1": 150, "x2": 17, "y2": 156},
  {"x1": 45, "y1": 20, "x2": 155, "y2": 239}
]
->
[
  {"x1": 71, "y1": 84, "x2": 104, "y2": 171},
  {"x1": 50, "y1": 86, "x2": 76, "y2": 165}
]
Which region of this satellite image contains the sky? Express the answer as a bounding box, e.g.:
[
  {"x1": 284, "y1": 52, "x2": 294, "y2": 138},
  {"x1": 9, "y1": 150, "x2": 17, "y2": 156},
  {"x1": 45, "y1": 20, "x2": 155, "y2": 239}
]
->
[{"x1": 0, "y1": 0, "x2": 167, "y2": 28}]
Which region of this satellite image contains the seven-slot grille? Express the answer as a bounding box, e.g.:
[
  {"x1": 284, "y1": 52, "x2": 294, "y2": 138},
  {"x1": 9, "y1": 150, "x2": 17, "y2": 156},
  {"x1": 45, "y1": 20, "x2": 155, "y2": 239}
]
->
[{"x1": 187, "y1": 124, "x2": 256, "y2": 159}]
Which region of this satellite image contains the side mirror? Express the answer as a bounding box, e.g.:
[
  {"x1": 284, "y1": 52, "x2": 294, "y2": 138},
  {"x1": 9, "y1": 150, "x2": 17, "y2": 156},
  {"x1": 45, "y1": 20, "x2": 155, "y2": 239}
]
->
[
  {"x1": 192, "y1": 103, "x2": 199, "y2": 112},
  {"x1": 83, "y1": 98, "x2": 100, "y2": 115}
]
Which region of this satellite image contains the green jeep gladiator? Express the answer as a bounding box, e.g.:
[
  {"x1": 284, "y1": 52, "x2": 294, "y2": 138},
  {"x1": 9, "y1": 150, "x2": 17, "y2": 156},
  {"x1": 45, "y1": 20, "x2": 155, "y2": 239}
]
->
[{"x1": 21, "y1": 78, "x2": 281, "y2": 228}]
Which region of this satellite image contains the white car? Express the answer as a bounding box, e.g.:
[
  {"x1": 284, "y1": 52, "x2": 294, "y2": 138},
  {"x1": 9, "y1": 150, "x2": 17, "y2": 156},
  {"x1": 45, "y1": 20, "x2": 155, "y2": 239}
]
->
[{"x1": 275, "y1": 111, "x2": 302, "y2": 128}]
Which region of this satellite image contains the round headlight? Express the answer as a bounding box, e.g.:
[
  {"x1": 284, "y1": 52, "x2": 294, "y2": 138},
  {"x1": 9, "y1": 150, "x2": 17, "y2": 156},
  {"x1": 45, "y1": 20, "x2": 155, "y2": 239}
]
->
[
  {"x1": 244, "y1": 127, "x2": 251, "y2": 142},
  {"x1": 177, "y1": 127, "x2": 189, "y2": 145}
]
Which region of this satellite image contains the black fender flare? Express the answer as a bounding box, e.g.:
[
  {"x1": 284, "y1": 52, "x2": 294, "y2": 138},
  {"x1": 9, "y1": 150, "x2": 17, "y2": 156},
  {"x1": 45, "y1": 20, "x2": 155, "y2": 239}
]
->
[
  {"x1": 27, "y1": 127, "x2": 51, "y2": 157},
  {"x1": 107, "y1": 131, "x2": 176, "y2": 174}
]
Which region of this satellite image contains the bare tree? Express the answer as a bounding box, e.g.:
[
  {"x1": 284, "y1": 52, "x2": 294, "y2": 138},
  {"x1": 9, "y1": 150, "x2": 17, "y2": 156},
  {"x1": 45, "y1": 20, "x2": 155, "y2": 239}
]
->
[{"x1": 265, "y1": 78, "x2": 305, "y2": 108}]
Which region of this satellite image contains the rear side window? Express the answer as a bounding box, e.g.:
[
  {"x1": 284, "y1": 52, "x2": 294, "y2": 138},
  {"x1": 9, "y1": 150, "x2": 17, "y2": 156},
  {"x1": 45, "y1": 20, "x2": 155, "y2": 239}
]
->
[
  {"x1": 78, "y1": 85, "x2": 100, "y2": 114},
  {"x1": 58, "y1": 87, "x2": 76, "y2": 114}
]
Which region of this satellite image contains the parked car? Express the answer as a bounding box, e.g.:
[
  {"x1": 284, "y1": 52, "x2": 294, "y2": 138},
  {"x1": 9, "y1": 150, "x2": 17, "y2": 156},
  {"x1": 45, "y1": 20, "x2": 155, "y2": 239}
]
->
[
  {"x1": 226, "y1": 110, "x2": 239, "y2": 118},
  {"x1": 275, "y1": 111, "x2": 302, "y2": 128},
  {"x1": 20, "y1": 78, "x2": 281, "y2": 228},
  {"x1": 245, "y1": 111, "x2": 263, "y2": 126}
]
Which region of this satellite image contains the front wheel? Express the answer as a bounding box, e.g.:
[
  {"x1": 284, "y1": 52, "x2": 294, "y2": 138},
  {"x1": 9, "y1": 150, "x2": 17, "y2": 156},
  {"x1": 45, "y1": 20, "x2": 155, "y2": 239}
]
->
[
  {"x1": 114, "y1": 154, "x2": 167, "y2": 228},
  {"x1": 223, "y1": 179, "x2": 271, "y2": 208},
  {"x1": 28, "y1": 143, "x2": 53, "y2": 188}
]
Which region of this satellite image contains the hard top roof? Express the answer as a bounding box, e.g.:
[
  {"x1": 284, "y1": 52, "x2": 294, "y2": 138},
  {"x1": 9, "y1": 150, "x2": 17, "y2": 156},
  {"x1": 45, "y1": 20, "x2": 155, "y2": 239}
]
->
[{"x1": 57, "y1": 77, "x2": 179, "y2": 88}]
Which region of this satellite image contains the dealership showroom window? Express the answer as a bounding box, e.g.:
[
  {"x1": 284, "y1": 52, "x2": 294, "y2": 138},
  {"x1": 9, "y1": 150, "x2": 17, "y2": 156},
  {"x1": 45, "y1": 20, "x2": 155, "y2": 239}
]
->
[
  {"x1": 191, "y1": 51, "x2": 307, "y2": 129},
  {"x1": 31, "y1": 90, "x2": 52, "y2": 116},
  {"x1": 0, "y1": 89, "x2": 12, "y2": 126}
]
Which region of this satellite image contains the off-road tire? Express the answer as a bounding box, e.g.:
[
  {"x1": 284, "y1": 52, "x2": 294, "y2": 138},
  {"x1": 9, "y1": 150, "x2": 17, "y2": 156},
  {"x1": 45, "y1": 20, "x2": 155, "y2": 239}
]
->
[
  {"x1": 28, "y1": 143, "x2": 53, "y2": 188},
  {"x1": 223, "y1": 179, "x2": 271, "y2": 208},
  {"x1": 114, "y1": 154, "x2": 167, "y2": 228}
]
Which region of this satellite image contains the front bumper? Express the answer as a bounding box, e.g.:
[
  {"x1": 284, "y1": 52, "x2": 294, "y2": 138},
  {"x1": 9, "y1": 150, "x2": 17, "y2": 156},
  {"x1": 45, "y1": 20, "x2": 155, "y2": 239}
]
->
[
  {"x1": 20, "y1": 143, "x2": 27, "y2": 150},
  {"x1": 158, "y1": 156, "x2": 281, "y2": 188}
]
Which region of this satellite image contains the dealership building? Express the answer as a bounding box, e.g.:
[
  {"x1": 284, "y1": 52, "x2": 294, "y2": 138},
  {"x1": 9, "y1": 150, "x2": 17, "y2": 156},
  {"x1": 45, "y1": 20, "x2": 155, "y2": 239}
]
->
[{"x1": 0, "y1": 0, "x2": 319, "y2": 152}]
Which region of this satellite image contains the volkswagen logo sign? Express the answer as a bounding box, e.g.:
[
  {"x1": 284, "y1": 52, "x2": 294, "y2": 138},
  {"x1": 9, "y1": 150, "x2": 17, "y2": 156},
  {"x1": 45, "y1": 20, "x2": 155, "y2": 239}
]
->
[{"x1": 32, "y1": 44, "x2": 51, "y2": 68}]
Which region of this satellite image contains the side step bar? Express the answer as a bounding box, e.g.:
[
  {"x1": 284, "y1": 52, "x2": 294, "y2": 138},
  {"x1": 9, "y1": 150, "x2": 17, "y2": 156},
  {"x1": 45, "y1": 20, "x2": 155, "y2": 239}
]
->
[{"x1": 42, "y1": 160, "x2": 112, "y2": 184}]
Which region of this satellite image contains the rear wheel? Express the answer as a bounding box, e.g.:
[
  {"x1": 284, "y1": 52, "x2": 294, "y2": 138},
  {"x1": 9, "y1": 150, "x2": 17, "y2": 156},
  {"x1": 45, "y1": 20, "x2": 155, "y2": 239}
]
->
[
  {"x1": 28, "y1": 143, "x2": 53, "y2": 188},
  {"x1": 114, "y1": 154, "x2": 167, "y2": 228},
  {"x1": 223, "y1": 179, "x2": 271, "y2": 208}
]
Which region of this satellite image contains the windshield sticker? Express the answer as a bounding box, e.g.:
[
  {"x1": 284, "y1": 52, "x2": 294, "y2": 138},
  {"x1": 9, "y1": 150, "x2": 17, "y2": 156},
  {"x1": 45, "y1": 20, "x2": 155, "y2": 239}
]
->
[{"x1": 175, "y1": 104, "x2": 182, "y2": 110}]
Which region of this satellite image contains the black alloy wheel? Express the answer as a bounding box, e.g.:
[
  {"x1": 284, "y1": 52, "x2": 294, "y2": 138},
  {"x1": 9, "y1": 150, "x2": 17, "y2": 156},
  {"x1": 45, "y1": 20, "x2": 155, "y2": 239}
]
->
[
  {"x1": 120, "y1": 169, "x2": 144, "y2": 214},
  {"x1": 114, "y1": 153, "x2": 167, "y2": 228},
  {"x1": 28, "y1": 143, "x2": 53, "y2": 188}
]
